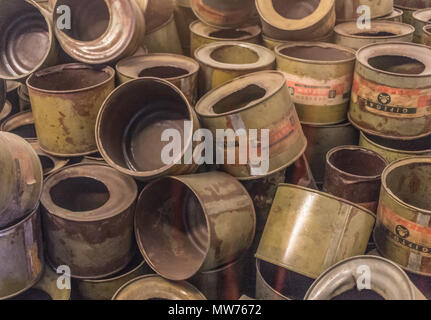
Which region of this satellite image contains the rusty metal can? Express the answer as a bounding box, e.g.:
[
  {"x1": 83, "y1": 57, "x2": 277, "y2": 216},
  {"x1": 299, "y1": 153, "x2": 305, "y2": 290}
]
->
[
  {"x1": 412, "y1": 9, "x2": 431, "y2": 42},
  {"x1": 377, "y1": 8, "x2": 405, "y2": 22},
  {"x1": 0, "y1": 208, "x2": 44, "y2": 300},
  {"x1": 135, "y1": 171, "x2": 256, "y2": 280},
  {"x1": 276, "y1": 42, "x2": 356, "y2": 125},
  {"x1": 195, "y1": 41, "x2": 275, "y2": 95},
  {"x1": 190, "y1": 21, "x2": 261, "y2": 57},
  {"x1": 323, "y1": 146, "x2": 388, "y2": 212},
  {"x1": 375, "y1": 156, "x2": 431, "y2": 276},
  {"x1": 305, "y1": 255, "x2": 426, "y2": 300},
  {"x1": 349, "y1": 42, "x2": 431, "y2": 140},
  {"x1": 0, "y1": 132, "x2": 43, "y2": 229},
  {"x1": 96, "y1": 77, "x2": 200, "y2": 181},
  {"x1": 29, "y1": 141, "x2": 70, "y2": 177},
  {"x1": 422, "y1": 25, "x2": 431, "y2": 45},
  {"x1": 1, "y1": 111, "x2": 36, "y2": 141},
  {"x1": 112, "y1": 275, "x2": 207, "y2": 300},
  {"x1": 395, "y1": 0, "x2": 431, "y2": 25},
  {"x1": 41, "y1": 163, "x2": 137, "y2": 279},
  {"x1": 0, "y1": 0, "x2": 58, "y2": 81},
  {"x1": 116, "y1": 54, "x2": 199, "y2": 104},
  {"x1": 335, "y1": 0, "x2": 394, "y2": 23},
  {"x1": 174, "y1": 0, "x2": 197, "y2": 55},
  {"x1": 334, "y1": 21, "x2": 415, "y2": 50},
  {"x1": 262, "y1": 31, "x2": 334, "y2": 51},
  {"x1": 256, "y1": 184, "x2": 376, "y2": 279},
  {"x1": 143, "y1": 14, "x2": 183, "y2": 55},
  {"x1": 256, "y1": 0, "x2": 336, "y2": 41},
  {"x1": 27, "y1": 63, "x2": 115, "y2": 157}
]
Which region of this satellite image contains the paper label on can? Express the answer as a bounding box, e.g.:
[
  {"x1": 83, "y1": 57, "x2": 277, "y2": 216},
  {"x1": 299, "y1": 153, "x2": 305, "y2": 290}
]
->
[
  {"x1": 352, "y1": 73, "x2": 431, "y2": 118},
  {"x1": 280, "y1": 72, "x2": 353, "y2": 106},
  {"x1": 378, "y1": 204, "x2": 431, "y2": 256}
]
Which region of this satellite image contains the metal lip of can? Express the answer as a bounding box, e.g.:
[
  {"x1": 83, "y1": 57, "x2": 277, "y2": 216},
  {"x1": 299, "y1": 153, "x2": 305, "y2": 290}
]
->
[
  {"x1": 334, "y1": 21, "x2": 414, "y2": 42},
  {"x1": 378, "y1": 8, "x2": 404, "y2": 21},
  {"x1": 412, "y1": 8, "x2": 431, "y2": 23},
  {"x1": 190, "y1": 20, "x2": 261, "y2": 42},
  {"x1": 255, "y1": 259, "x2": 291, "y2": 300}
]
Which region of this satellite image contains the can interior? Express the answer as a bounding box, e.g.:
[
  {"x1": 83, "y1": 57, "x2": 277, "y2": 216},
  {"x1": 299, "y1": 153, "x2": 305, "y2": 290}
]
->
[
  {"x1": 138, "y1": 66, "x2": 189, "y2": 78},
  {"x1": 329, "y1": 149, "x2": 387, "y2": 177},
  {"x1": 212, "y1": 84, "x2": 266, "y2": 114},
  {"x1": 8, "y1": 124, "x2": 37, "y2": 140},
  {"x1": 136, "y1": 178, "x2": 209, "y2": 280},
  {"x1": 210, "y1": 45, "x2": 259, "y2": 64},
  {"x1": 50, "y1": 177, "x2": 110, "y2": 212},
  {"x1": 367, "y1": 55, "x2": 426, "y2": 74},
  {"x1": 280, "y1": 46, "x2": 354, "y2": 61},
  {"x1": 9, "y1": 288, "x2": 52, "y2": 301},
  {"x1": 38, "y1": 155, "x2": 55, "y2": 175},
  {"x1": 386, "y1": 162, "x2": 431, "y2": 211},
  {"x1": 272, "y1": 0, "x2": 320, "y2": 19},
  {"x1": 353, "y1": 31, "x2": 397, "y2": 37},
  {"x1": 54, "y1": 0, "x2": 110, "y2": 41},
  {"x1": 332, "y1": 289, "x2": 384, "y2": 300},
  {"x1": 208, "y1": 29, "x2": 252, "y2": 39}
]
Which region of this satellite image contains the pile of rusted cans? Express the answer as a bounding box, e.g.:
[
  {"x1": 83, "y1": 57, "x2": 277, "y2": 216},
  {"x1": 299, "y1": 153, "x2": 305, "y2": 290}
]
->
[{"x1": 0, "y1": 0, "x2": 430, "y2": 301}]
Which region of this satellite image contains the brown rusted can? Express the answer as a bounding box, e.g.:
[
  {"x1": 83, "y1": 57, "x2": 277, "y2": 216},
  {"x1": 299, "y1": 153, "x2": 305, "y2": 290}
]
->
[
  {"x1": 135, "y1": 171, "x2": 256, "y2": 280},
  {"x1": 1, "y1": 111, "x2": 36, "y2": 141},
  {"x1": 323, "y1": 146, "x2": 388, "y2": 212},
  {"x1": 41, "y1": 163, "x2": 138, "y2": 279}
]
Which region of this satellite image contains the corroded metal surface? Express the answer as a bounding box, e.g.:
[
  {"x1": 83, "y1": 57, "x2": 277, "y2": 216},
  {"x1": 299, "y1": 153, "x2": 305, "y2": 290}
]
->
[
  {"x1": 143, "y1": 15, "x2": 183, "y2": 55},
  {"x1": 1, "y1": 111, "x2": 36, "y2": 141},
  {"x1": 335, "y1": 0, "x2": 394, "y2": 23}
]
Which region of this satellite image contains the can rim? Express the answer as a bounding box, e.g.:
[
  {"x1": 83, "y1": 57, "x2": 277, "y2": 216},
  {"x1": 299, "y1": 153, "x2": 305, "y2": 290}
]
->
[
  {"x1": 360, "y1": 131, "x2": 431, "y2": 155},
  {"x1": 189, "y1": 20, "x2": 261, "y2": 40},
  {"x1": 334, "y1": 21, "x2": 415, "y2": 40},
  {"x1": 412, "y1": 8, "x2": 431, "y2": 23},
  {"x1": 255, "y1": 259, "x2": 292, "y2": 300}
]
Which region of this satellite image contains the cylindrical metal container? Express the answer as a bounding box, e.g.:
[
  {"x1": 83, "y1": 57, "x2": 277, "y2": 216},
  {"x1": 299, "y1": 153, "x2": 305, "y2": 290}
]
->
[
  {"x1": 195, "y1": 41, "x2": 275, "y2": 95},
  {"x1": 41, "y1": 163, "x2": 138, "y2": 279},
  {"x1": 359, "y1": 131, "x2": 431, "y2": 163},
  {"x1": 334, "y1": 21, "x2": 415, "y2": 50},
  {"x1": 27, "y1": 63, "x2": 115, "y2": 157},
  {"x1": 323, "y1": 146, "x2": 388, "y2": 212},
  {"x1": 256, "y1": 184, "x2": 376, "y2": 279},
  {"x1": 116, "y1": 54, "x2": 199, "y2": 104},
  {"x1": 0, "y1": 132, "x2": 43, "y2": 229},
  {"x1": 0, "y1": 0, "x2": 58, "y2": 81},
  {"x1": 142, "y1": 0, "x2": 175, "y2": 34},
  {"x1": 262, "y1": 32, "x2": 334, "y2": 51},
  {"x1": 18, "y1": 85, "x2": 31, "y2": 112},
  {"x1": 375, "y1": 157, "x2": 431, "y2": 276},
  {"x1": 75, "y1": 255, "x2": 152, "y2": 300},
  {"x1": 276, "y1": 42, "x2": 356, "y2": 125},
  {"x1": 335, "y1": 0, "x2": 394, "y2": 23},
  {"x1": 256, "y1": 0, "x2": 336, "y2": 41},
  {"x1": 191, "y1": 0, "x2": 256, "y2": 28},
  {"x1": 302, "y1": 121, "x2": 359, "y2": 184},
  {"x1": 0, "y1": 208, "x2": 44, "y2": 300},
  {"x1": 95, "y1": 77, "x2": 200, "y2": 181},
  {"x1": 422, "y1": 25, "x2": 431, "y2": 45},
  {"x1": 0, "y1": 101, "x2": 13, "y2": 126},
  {"x1": 30, "y1": 141, "x2": 70, "y2": 177},
  {"x1": 349, "y1": 42, "x2": 431, "y2": 140},
  {"x1": 305, "y1": 255, "x2": 426, "y2": 300},
  {"x1": 412, "y1": 9, "x2": 431, "y2": 42},
  {"x1": 395, "y1": 0, "x2": 431, "y2": 25},
  {"x1": 142, "y1": 15, "x2": 183, "y2": 55},
  {"x1": 195, "y1": 71, "x2": 307, "y2": 179},
  {"x1": 190, "y1": 21, "x2": 261, "y2": 57},
  {"x1": 377, "y1": 8, "x2": 404, "y2": 22},
  {"x1": 1, "y1": 111, "x2": 36, "y2": 141},
  {"x1": 174, "y1": 0, "x2": 197, "y2": 55},
  {"x1": 135, "y1": 172, "x2": 256, "y2": 280},
  {"x1": 112, "y1": 275, "x2": 206, "y2": 300},
  {"x1": 51, "y1": 0, "x2": 146, "y2": 65}
]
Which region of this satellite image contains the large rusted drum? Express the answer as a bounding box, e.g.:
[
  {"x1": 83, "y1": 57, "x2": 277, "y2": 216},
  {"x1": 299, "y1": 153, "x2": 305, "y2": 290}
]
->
[
  {"x1": 335, "y1": 0, "x2": 394, "y2": 23},
  {"x1": 1, "y1": 111, "x2": 36, "y2": 141},
  {"x1": 412, "y1": 9, "x2": 431, "y2": 42},
  {"x1": 41, "y1": 163, "x2": 137, "y2": 279}
]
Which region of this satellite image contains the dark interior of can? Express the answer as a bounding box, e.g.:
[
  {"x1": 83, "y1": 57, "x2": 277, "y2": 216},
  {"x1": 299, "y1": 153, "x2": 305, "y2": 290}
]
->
[
  {"x1": 55, "y1": 0, "x2": 110, "y2": 41},
  {"x1": 39, "y1": 155, "x2": 55, "y2": 174},
  {"x1": 272, "y1": 0, "x2": 320, "y2": 19},
  {"x1": 386, "y1": 162, "x2": 431, "y2": 211},
  {"x1": 212, "y1": 85, "x2": 266, "y2": 114},
  {"x1": 332, "y1": 289, "x2": 384, "y2": 300},
  {"x1": 28, "y1": 68, "x2": 110, "y2": 91},
  {"x1": 98, "y1": 80, "x2": 190, "y2": 173},
  {"x1": 365, "y1": 133, "x2": 431, "y2": 151},
  {"x1": 368, "y1": 55, "x2": 426, "y2": 74},
  {"x1": 210, "y1": 45, "x2": 259, "y2": 64},
  {"x1": 208, "y1": 29, "x2": 252, "y2": 39},
  {"x1": 135, "y1": 178, "x2": 209, "y2": 280},
  {"x1": 329, "y1": 149, "x2": 386, "y2": 177},
  {"x1": 353, "y1": 31, "x2": 397, "y2": 37},
  {"x1": 138, "y1": 66, "x2": 189, "y2": 78},
  {"x1": 280, "y1": 46, "x2": 354, "y2": 61},
  {"x1": 9, "y1": 124, "x2": 37, "y2": 139},
  {"x1": 9, "y1": 288, "x2": 52, "y2": 300},
  {"x1": 50, "y1": 177, "x2": 110, "y2": 212}
]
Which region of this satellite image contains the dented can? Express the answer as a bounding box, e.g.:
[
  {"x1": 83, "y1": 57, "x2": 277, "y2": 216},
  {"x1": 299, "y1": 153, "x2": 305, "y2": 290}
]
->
[
  {"x1": 174, "y1": 0, "x2": 197, "y2": 54},
  {"x1": 262, "y1": 31, "x2": 334, "y2": 50},
  {"x1": 412, "y1": 9, "x2": 431, "y2": 42},
  {"x1": 41, "y1": 163, "x2": 138, "y2": 279},
  {"x1": 375, "y1": 157, "x2": 431, "y2": 276},
  {"x1": 349, "y1": 42, "x2": 431, "y2": 140},
  {"x1": 27, "y1": 63, "x2": 115, "y2": 157},
  {"x1": 134, "y1": 172, "x2": 256, "y2": 280},
  {"x1": 335, "y1": 0, "x2": 394, "y2": 23},
  {"x1": 1, "y1": 111, "x2": 37, "y2": 141},
  {"x1": 276, "y1": 42, "x2": 356, "y2": 125},
  {"x1": 29, "y1": 141, "x2": 70, "y2": 177},
  {"x1": 143, "y1": 15, "x2": 183, "y2": 55}
]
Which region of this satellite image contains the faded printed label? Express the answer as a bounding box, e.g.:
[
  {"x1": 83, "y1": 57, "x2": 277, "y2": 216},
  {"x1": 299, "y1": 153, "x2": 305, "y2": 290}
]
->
[
  {"x1": 353, "y1": 73, "x2": 431, "y2": 118},
  {"x1": 280, "y1": 72, "x2": 353, "y2": 106}
]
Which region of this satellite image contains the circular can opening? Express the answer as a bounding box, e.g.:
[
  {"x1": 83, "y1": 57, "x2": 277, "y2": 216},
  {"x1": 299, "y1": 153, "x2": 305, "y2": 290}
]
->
[
  {"x1": 210, "y1": 45, "x2": 259, "y2": 64},
  {"x1": 208, "y1": 29, "x2": 252, "y2": 39},
  {"x1": 329, "y1": 148, "x2": 387, "y2": 177},
  {"x1": 272, "y1": 0, "x2": 320, "y2": 19},
  {"x1": 368, "y1": 55, "x2": 426, "y2": 75},
  {"x1": 280, "y1": 45, "x2": 354, "y2": 62},
  {"x1": 212, "y1": 84, "x2": 267, "y2": 114},
  {"x1": 138, "y1": 66, "x2": 189, "y2": 78}
]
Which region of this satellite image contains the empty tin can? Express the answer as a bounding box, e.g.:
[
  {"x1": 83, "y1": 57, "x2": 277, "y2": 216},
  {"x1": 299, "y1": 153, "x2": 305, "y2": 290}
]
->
[
  {"x1": 412, "y1": 9, "x2": 431, "y2": 42},
  {"x1": 143, "y1": 14, "x2": 183, "y2": 55},
  {"x1": 335, "y1": 0, "x2": 394, "y2": 23},
  {"x1": 1, "y1": 111, "x2": 36, "y2": 141}
]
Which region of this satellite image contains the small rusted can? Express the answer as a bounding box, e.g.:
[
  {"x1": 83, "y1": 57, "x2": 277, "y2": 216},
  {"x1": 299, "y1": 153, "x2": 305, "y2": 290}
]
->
[
  {"x1": 135, "y1": 171, "x2": 256, "y2": 280},
  {"x1": 0, "y1": 101, "x2": 12, "y2": 126},
  {"x1": 191, "y1": 0, "x2": 256, "y2": 28},
  {"x1": 422, "y1": 25, "x2": 431, "y2": 45},
  {"x1": 334, "y1": 21, "x2": 414, "y2": 50},
  {"x1": 395, "y1": 0, "x2": 431, "y2": 25},
  {"x1": 0, "y1": 132, "x2": 43, "y2": 229},
  {"x1": 412, "y1": 9, "x2": 431, "y2": 42},
  {"x1": 27, "y1": 63, "x2": 115, "y2": 157},
  {"x1": 256, "y1": 0, "x2": 335, "y2": 41},
  {"x1": 41, "y1": 163, "x2": 138, "y2": 279},
  {"x1": 174, "y1": 0, "x2": 197, "y2": 54},
  {"x1": 256, "y1": 184, "x2": 376, "y2": 279},
  {"x1": 116, "y1": 54, "x2": 199, "y2": 104},
  {"x1": 113, "y1": 275, "x2": 206, "y2": 300},
  {"x1": 323, "y1": 146, "x2": 388, "y2": 212},
  {"x1": 0, "y1": 208, "x2": 44, "y2": 300},
  {"x1": 276, "y1": 42, "x2": 356, "y2": 125},
  {"x1": 377, "y1": 8, "x2": 404, "y2": 22},
  {"x1": 96, "y1": 77, "x2": 200, "y2": 181},
  {"x1": 195, "y1": 41, "x2": 275, "y2": 95},
  {"x1": 305, "y1": 255, "x2": 426, "y2": 300},
  {"x1": 143, "y1": 14, "x2": 183, "y2": 55},
  {"x1": 335, "y1": 0, "x2": 394, "y2": 23},
  {"x1": 0, "y1": 0, "x2": 58, "y2": 81},
  {"x1": 349, "y1": 42, "x2": 431, "y2": 140},
  {"x1": 142, "y1": 0, "x2": 175, "y2": 34},
  {"x1": 359, "y1": 131, "x2": 431, "y2": 163},
  {"x1": 30, "y1": 141, "x2": 70, "y2": 177},
  {"x1": 375, "y1": 157, "x2": 431, "y2": 276},
  {"x1": 195, "y1": 71, "x2": 307, "y2": 179},
  {"x1": 1, "y1": 111, "x2": 36, "y2": 141},
  {"x1": 262, "y1": 31, "x2": 334, "y2": 51},
  {"x1": 190, "y1": 21, "x2": 261, "y2": 57}
]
